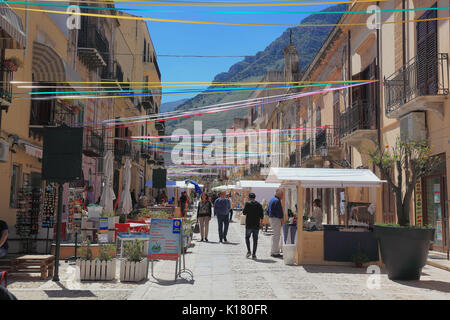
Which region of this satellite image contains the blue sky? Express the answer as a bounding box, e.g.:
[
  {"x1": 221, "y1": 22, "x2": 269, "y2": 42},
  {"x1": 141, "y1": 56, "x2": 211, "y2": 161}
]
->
[{"x1": 124, "y1": 3, "x2": 331, "y2": 104}]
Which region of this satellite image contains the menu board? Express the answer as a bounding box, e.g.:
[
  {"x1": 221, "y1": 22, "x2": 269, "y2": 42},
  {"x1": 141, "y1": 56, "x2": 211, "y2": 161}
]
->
[{"x1": 148, "y1": 218, "x2": 182, "y2": 261}]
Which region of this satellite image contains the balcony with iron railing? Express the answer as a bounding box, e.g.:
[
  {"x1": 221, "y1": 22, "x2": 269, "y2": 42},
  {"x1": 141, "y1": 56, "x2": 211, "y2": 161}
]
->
[
  {"x1": 83, "y1": 132, "x2": 104, "y2": 158},
  {"x1": 300, "y1": 140, "x2": 311, "y2": 164},
  {"x1": 29, "y1": 100, "x2": 77, "y2": 137},
  {"x1": 101, "y1": 61, "x2": 123, "y2": 90},
  {"x1": 339, "y1": 99, "x2": 377, "y2": 139},
  {"x1": 0, "y1": 63, "x2": 14, "y2": 108},
  {"x1": 114, "y1": 140, "x2": 132, "y2": 163},
  {"x1": 384, "y1": 53, "x2": 449, "y2": 118},
  {"x1": 77, "y1": 20, "x2": 109, "y2": 69}
]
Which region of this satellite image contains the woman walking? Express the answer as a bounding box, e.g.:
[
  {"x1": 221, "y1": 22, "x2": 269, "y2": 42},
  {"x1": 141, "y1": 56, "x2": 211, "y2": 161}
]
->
[{"x1": 197, "y1": 193, "x2": 212, "y2": 242}]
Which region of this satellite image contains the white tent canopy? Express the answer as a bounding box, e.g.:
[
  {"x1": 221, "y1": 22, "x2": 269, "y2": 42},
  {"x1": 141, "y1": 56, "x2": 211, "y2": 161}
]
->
[
  {"x1": 266, "y1": 168, "x2": 385, "y2": 188},
  {"x1": 237, "y1": 180, "x2": 281, "y2": 189},
  {"x1": 212, "y1": 184, "x2": 242, "y2": 191}
]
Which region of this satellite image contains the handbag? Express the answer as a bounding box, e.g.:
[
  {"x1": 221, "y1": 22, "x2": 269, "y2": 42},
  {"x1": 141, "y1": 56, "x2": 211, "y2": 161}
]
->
[{"x1": 193, "y1": 220, "x2": 200, "y2": 234}]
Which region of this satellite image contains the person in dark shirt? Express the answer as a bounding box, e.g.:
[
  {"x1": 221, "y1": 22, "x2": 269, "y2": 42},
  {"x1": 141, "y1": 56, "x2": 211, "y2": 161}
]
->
[
  {"x1": 267, "y1": 189, "x2": 285, "y2": 257},
  {"x1": 243, "y1": 193, "x2": 264, "y2": 259},
  {"x1": 0, "y1": 220, "x2": 8, "y2": 258}
]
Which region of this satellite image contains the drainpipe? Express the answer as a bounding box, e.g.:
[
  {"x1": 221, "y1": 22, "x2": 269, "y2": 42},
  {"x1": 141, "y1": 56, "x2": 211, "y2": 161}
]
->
[
  {"x1": 348, "y1": 30, "x2": 352, "y2": 110},
  {"x1": 376, "y1": 1, "x2": 381, "y2": 174},
  {"x1": 402, "y1": 0, "x2": 407, "y2": 104}
]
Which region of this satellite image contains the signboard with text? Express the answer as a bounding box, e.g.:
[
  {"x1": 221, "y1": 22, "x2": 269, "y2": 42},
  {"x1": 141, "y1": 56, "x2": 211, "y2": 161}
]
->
[
  {"x1": 415, "y1": 179, "x2": 423, "y2": 226},
  {"x1": 148, "y1": 218, "x2": 182, "y2": 261}
]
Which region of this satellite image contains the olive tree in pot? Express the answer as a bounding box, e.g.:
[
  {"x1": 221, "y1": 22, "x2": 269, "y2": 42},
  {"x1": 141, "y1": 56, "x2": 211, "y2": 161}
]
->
[{"x1": 368, "y1": 138, "x2": 437, "y2": 280}]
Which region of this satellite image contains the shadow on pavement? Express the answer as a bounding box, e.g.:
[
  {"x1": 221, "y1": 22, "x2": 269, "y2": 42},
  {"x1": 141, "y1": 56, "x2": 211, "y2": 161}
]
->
[
  {"x1": 303, "y1": 265, "x2": 388, "y2": 275},
  {"x1": 393, "y1": 280, "x2": 450, "y2": 293},
  {"x1": 253, "y1": 259, "x2": 276, "y2": 264},
  {"x1": 222, "y1": 242, "x2": 240, "y2": 246},
  {"x1": 150, "y1": 276, "x2": 195, "y2": 286},
  {"x1": 44, "y1": 282, "x2": 97, "y2": 298}
]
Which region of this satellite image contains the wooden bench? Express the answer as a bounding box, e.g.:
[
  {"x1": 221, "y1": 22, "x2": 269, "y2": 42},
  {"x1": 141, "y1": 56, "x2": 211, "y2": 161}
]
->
[{"x1": 12, "y1": 255, "x2": 55, "y2": 280}]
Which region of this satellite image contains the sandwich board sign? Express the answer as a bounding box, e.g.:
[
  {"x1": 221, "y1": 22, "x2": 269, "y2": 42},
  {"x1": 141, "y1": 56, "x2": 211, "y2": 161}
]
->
[{"x1": 148, "y1": 218, "x2": 182, "y2": 261}]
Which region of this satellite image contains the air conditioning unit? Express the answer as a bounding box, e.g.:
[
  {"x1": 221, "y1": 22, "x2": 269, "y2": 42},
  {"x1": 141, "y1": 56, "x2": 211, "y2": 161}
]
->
[
  {"x1": 0, "y1": 140, "x2": 9, "y2": 162},
  {"x1": 400, "y1": 112, "x2": 426, "y2": 142}
]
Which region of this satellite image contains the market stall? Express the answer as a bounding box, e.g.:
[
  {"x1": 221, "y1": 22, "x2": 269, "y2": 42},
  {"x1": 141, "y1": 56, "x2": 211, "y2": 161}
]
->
[{"x1": 266, "y1": 167, "x2": 385, "y2": 266}]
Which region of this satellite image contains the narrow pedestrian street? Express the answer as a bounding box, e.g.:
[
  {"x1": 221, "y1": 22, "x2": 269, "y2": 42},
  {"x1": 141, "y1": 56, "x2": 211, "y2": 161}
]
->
[{"x1": 8, "y1": 215, "x2": 450, "y2": 300}]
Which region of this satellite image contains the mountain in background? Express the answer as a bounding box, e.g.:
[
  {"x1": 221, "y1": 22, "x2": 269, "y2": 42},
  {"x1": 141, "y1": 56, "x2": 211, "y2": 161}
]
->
[
  {"x1": 160, "y1": 99, "x2": 189, "y2": 113},
  {"x1": 165, "y1": 4, "x2": 347, "y2": 134}
]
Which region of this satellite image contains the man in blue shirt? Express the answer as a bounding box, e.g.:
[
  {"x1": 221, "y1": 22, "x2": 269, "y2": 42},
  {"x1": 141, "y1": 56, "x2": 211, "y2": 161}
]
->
[
  {"x1": 214, "y1": 191, "x2": 231, "y2": 243},
  {"x1": 267, "y1": 189, "x2": 284, "y2": 257}
]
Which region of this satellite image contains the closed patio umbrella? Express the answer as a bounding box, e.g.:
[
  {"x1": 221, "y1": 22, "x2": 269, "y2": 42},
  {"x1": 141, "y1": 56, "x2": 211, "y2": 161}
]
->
[
  {"x1": 100, "y1": 150, "x2": 116, "y2": 214},
  {"x1": 119, "y1": 157, "x2": 133, "y2": 215}
]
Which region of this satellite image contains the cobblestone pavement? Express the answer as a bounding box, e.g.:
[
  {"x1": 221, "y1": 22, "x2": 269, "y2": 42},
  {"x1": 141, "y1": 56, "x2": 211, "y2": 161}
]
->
[{"x1": 7, "y1": 216, "x2": 450, "y2": 300}]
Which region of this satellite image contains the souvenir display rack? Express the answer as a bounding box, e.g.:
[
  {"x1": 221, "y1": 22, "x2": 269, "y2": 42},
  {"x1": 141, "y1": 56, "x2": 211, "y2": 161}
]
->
[
  {"x1": 42, "y1": 184, "x2": 57, "y2": 228},
  {"x1": 68, "y1": 188, "x2": 83, "y2": 234},
  {"x1": 16, "y1": 186, "x2": 42, "y2": 253},
  {"x1": 42, "y1": 184, "x2": 58, "y2": 253}
]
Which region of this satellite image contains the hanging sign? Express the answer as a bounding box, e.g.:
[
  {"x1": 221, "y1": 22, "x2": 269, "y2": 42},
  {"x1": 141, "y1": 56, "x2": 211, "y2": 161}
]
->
[
  {"x1": 148, "y1": 218, "x2": 182, "y2": 261},
  {"x1": 415, "y1": 179, "x2": 423, "y2": 226}
]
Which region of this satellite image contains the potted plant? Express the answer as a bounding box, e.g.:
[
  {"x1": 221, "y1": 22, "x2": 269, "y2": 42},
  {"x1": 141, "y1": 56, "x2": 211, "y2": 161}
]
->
[
  {"x1": 369, "y1": 138, "x2": 437, "y2": 280},
  {"x1": 76, "y1": 241, "x2": 116, "y2": 281},
  {"x1": 120, "y1": 240, "x2": 148, "y2": 282},
  {"x1": 351, "y1": 252, "x2": 369, "y2": 268},
  {"x1": 3, "y1": 56, "x2": 23, "y2": 71}
]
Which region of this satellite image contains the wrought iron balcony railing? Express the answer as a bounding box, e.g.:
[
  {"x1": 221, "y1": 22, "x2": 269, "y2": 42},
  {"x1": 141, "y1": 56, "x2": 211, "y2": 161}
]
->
[
  {"x1": 339, "y1": 99, "x2": 376, "y2": 139},
  {"x1": 315, "y1": 126, "x2": 341, "y2": 150},
  {"x1": 29, "y1": 100, "x2": 76, "y2": 127},
  {"x1": 83, "y1": 132, "x2": 104, "y2": 158},
  {"x1": 0, "y1": 63, "x2": 13, "y2": 104},
  {"x1": 301, "y1": 140, "x2": 311, "y2": 163},
  {"x1": 384, "y1": 53, "x2": 449, "y2": 115},
  {"x1": 77, "y1": 19, "x2": 109, "y2": 68}
]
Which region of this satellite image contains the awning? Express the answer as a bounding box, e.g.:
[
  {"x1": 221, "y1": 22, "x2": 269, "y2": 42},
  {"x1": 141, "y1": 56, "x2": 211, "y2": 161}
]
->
[
  {"x1": 145, "y1": 180, "x2": 177, "y2": 188},
  {"x1": 266, "y1": 167, "x2": 385, "y2": 188},
  {"x1": 32, "y1": 41, "x2": 81, "y2": 83},
  {"x1": 236, "y1": 180, "x2": 280, "y2": 189},
  {"x1": 0, "y1": 3, "x2": 26, "y2": 49}
]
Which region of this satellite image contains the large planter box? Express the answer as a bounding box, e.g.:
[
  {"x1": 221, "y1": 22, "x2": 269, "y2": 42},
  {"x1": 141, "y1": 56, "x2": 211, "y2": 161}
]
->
[
  {"x1": 120, "y1": 258, "x2": 148, "y2": 282},
  {"x1": 374, "y1": 225, "x2": 435, "y2": 280},
  {"x1": 76, "y1": 259, "x2": 116, "y2": 281}
]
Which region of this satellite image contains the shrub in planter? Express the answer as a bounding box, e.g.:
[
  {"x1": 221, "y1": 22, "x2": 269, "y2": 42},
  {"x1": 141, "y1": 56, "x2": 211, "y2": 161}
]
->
[
  {"x1": 120, "y1": 240, "x2": 148, "y2": 282},
  {"x1": 369, "y1": 138, "x2": 439, "y2": 280},
  {"x1": 76, "y1": 241, "x2": 116, "y2": 281},
  {"x1": 351, "y1": 252, "x2": 369, "y2": 268}
]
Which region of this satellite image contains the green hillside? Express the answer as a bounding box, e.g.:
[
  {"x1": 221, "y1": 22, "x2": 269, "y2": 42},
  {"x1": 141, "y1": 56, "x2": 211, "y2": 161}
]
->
[{"x1": 165, "y1": 4, "x2": 347, "y2": 134}]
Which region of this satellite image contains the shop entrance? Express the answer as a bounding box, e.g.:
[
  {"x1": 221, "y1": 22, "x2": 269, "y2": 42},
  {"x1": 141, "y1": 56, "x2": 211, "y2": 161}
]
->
[
  {"x1": 424, "y1": 175, "x2": 447, "y2": 252},
  {"x1": 422, "y1": 154, "x2": 447, "y2": 252}
]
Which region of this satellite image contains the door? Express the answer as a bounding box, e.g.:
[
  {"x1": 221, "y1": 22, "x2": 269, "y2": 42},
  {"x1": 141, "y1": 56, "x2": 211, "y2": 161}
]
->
[
  {"x1": 424, "y1": 175, "x2": 447, "y2": 251},
  {"x1": 417, "y1": 3, "x2": 438, "y2": 96}
]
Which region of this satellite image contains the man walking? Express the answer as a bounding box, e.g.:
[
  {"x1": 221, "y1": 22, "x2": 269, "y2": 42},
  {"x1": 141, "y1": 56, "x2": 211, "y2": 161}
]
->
[
  {"x1": 267, "y1": 189, "x2": 284, "y2": 258},
  {"x1": 214, "y1": 191, "x2": 231, "y2": 243},
  {"x1": 243, "y1": 193, "x2": 264, "y2": 259}
]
